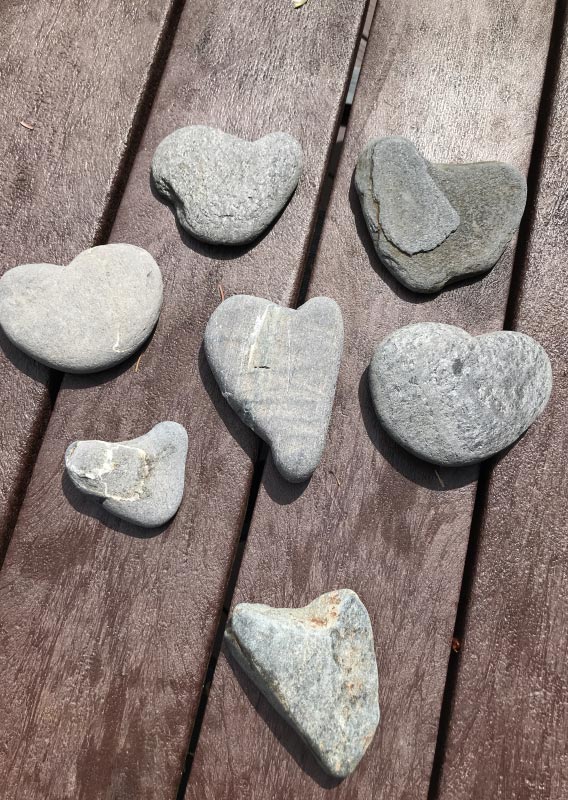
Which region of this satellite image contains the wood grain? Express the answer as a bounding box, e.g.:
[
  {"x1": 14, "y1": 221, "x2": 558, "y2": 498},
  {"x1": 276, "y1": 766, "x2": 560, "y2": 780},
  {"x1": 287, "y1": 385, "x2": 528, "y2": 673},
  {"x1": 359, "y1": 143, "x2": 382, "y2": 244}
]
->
[
  {"x1": 186, "y1": 1, "x2": 557, "y2": 798},
  {"x1": 0, "y1": 0, "x2": 180, "y2": 559},
  {"x1": 436, "y1": 14, "x2": 568, "y2": 800},
  {"x1": 0, "y1": 1, "x2": 368, "y2": 797}
]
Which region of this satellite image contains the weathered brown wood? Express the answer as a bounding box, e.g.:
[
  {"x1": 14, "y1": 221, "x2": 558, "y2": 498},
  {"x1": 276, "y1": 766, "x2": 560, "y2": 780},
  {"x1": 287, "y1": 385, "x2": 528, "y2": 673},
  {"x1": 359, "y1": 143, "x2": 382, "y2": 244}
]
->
[
  {"x1": 186, "y1": 2, "x2": 557, "y2": 798},
  {"x1": 0, "y1": 1, "x2": 368, "y2": 797},
  {"x1": 435, "y1": 14, "x2": 568, "y2": 800},
  {"x1": 0, "y1": 0, "x2": 181, "y2": 560}
]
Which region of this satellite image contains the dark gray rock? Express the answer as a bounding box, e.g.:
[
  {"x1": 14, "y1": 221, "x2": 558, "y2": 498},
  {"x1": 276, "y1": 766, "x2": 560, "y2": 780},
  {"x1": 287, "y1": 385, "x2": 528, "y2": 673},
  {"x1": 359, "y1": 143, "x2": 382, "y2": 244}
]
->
[
  {"x1": 151, "y1": 126, "x2": 303, "y2": 245},
  {"x1": 0, "y1": 244, "x2": 163, "y2": 372},
  {"x1": 355, "y1": 137, "x2": 527, "y2": 293},
  {"x1": 225, "y1": 589, "x2": 380, "y2": 778},
  {"x1": 369, "y1": 323, "x2": 552, "y2": 466},
  {"x1": 65, "y1": 421, "x2": 188, "y2": 527},
  {"x1": 204, "y1": 295, "x2": 343, "y2": 482}
]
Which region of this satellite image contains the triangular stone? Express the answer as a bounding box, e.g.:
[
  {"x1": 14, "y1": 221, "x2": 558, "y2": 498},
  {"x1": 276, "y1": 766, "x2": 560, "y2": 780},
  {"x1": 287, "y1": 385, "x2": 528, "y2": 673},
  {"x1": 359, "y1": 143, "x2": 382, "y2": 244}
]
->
[
  {"x1": 65, "y1": 421, "x2": 188, "y2": 527},
  {"x1": 225, "y1": 589, "x2": 380, "y2": 778},
  {"x1": 204, "y1": 295, "x2": 343, "y2": 482}
]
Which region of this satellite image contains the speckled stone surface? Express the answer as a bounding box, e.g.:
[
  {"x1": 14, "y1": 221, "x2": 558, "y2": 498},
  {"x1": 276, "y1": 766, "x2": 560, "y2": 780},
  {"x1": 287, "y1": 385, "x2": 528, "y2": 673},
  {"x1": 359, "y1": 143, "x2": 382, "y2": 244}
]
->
[
  {"x1": 225, "y1": 589, "x2": 380, "y2": 778},
  {"x1": 355, "y1": 137, "x2": 527, "y2": 293},
  {"x1": 369, "y1": 323, "x2": 552, "y2": 466},
  {"x1": 65, "y1": 421, "x2": 188, "y2": 527},
  {"x1": 0, "y1": 244, "x2": 163, "y2": 372},
  {"x1": 151, "y1": 126, "x2": 303, "y2": 245},
  {"x1": 204, "y1": 295, "x2": 343, "y2": 482}
]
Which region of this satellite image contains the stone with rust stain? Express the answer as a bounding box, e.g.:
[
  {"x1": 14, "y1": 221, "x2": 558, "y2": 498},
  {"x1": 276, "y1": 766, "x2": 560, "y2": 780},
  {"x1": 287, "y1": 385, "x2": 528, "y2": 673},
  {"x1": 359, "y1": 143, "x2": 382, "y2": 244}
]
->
[
  {"x1": 65, "y1": 421, "x2": 188, "y2": 528},
  {"x1": 355, "y1": 136, "x2": 527, "y2": 293},
  {"x1": 225, "y1": 589, "x2": 380, "y2": 778},
  {"x1": 204, "y1": 294, "x2": 343, "y2": 482},
  {"x1": 151, "y1": 125, "x2": 303, "y2": 245},
  {"x1": 0, "y1": 244, "x2": 163, "y2": 372}
]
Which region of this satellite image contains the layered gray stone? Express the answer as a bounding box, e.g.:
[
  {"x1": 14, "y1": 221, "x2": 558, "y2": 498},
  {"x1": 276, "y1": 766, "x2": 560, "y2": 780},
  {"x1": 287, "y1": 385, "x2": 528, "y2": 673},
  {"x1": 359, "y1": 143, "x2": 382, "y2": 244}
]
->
[
  {"x1": 369, "y1": 323, "x2": 552, "y2": 466},
  {"x1": 371, "y1": 137, "x2": 460, "y2": 254},
  {"x1": 204, "y1": 295, "x2": 343, "y2": 482},
  {"x1": 151, "y1": 126, "x2": 303, "y2": 245},
  {"x1": 355, "y1": 137, "x2": 527, "y2": 293},
  {"x1": 225, "y1": 589, "x2": 380, "y2": 778},
  {"x1": 65, "y1": 421, "x2": 188, "y2": 527},
  {"x1": 0, "y1": 244, "x2": 163, "y2": 372}
]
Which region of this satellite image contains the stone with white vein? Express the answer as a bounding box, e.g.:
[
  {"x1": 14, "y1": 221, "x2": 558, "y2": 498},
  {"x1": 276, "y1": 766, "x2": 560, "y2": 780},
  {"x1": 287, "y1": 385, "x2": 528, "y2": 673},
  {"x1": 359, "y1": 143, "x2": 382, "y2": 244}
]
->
[
  {"x1": 204, "y1": 295, "x2": 343, "y2": 482},
  {"x1": 65, "y1": 421, "x2": 188, "y2": 527},
  {"x1": 0, "y1": 244, "x2": 163, "y2": 372},
  {"x1": 225, "y1": 589, "x2": 380, "y2": 778}
]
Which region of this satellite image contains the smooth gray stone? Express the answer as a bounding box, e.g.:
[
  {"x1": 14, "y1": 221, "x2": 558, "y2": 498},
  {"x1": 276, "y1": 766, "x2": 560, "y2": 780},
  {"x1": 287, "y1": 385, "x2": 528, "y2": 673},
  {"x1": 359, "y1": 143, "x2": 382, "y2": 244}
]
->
[
  {"x1": 371, "y1": 137, "x2": 460, "y2": 254},
  {"x1": 355, "y1": 137, "x2": 527, "y2": 293},
  {"x1": 225, "y1": 589, "x2": 380, "y2": 778},
  {"x1": 204, "y1": 295, "x2": 343, "y2": 482},
  {"x1": 65, "y1": 421, "x2": 188, "y2": 527},
  {"x1": 369, "y1": 323, "x2": 552, "y2": 466},
  {"x1": 0, "y1": 244, "x2": 163, "y2": 373},
  {"x1": 151, "y1": 126, "x2": 303, "y2": 245}
]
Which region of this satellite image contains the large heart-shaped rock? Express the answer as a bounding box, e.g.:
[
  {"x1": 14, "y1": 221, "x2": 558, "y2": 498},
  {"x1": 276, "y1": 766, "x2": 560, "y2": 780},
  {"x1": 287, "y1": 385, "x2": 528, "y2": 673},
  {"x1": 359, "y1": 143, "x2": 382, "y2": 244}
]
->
[
  {"x1": 0, "y1": 244, "x2": 163, "y2": 372},
  {"x1": 369, "y1": 323, "x2": 552, "y2": 466},
  {"x1": 225, "y1": 589, "x2": 380, "y2": 778},
  {"x1": 151, "y1": 125, "x2": 303, "y2": 245},
  {"x1": 65, "y1": 421, "x2": 188, "y2": 527},
  {"x1": 204, "y1": 295, "x2": 343, "y2": 482},
  {"x1": 355, "y1": 137, "x2": 527, "y2": 293}
]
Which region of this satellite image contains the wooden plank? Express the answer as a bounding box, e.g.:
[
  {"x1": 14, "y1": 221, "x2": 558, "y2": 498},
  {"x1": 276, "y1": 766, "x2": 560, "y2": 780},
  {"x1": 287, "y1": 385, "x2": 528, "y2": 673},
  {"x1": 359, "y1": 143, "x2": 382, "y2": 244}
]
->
[
  {"x1": 186, "y1": 2, "x2": 557, "y2": 798},
  {"x1": 435, "y1": 13, "x2": 568, "y2": 800},
  {"x1": 0, "y1": 1, "x2": 368, "y2": 798},
  {"x1": 0, "y1": 0, "x2": 181, "y2": 559}
]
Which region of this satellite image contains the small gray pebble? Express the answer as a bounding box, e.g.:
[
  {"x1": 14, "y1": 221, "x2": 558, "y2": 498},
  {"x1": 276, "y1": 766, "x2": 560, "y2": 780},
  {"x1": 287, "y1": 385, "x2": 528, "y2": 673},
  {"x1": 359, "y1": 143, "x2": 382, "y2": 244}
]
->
[
  {"x1": 225, "y1": 589, "x2": 380, "y2": 778},
  {"x1": 369, "y1": 323, "x2": 552, "y2": 466},
  {"x1": 204, "y1": 295, "x2": 343, "y2": 482},
  {"x1": 151, "y1": 126, "x2": 303, "y2": 245},
  {"x1": 355, "y1": 137, "x2": 527, "y2": 293},
  {"x1": 371, "y1": 137, "x2": 460, "y2": 254},
  {"x1": 65, "y1": 421, "x2": 188, "y2": 527},
  {"x1": 0, "y1": 244, "x2": 163, "y2": 372}
]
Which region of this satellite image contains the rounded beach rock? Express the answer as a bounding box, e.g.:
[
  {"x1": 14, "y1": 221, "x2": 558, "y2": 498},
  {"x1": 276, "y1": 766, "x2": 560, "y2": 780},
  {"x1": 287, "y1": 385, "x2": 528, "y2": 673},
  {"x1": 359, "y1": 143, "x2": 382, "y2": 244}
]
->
[
  {"x1": 151, "y1": 125, "x2": 303, "y2": 245},
  {"x1": 204, "y1": 294, "x2": 343, "y2": 482},
  {"x1": 369, "y1": 323, "x2": 552, "y2": 466},
  {"x1": 0, "y1": 244, "x2": 163, "y2": 372},
  {"x1": 65, "y1": 421, "x2": 188, "y2": 527}
]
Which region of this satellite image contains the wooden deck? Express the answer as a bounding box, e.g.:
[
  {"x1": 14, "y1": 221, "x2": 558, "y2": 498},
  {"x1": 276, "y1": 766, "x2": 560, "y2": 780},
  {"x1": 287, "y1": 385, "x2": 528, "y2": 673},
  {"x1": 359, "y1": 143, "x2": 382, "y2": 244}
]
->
[{"x1": 0, "y1": 1, "x2": 566, "y2": 798}]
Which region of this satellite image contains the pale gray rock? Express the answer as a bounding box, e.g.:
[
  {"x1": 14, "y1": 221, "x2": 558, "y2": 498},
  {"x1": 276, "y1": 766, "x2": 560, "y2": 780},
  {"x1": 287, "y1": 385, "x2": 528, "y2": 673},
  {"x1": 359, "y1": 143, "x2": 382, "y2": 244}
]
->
[
  {"x1": 225, "y1": 589, "x2": 380, "y2": 778},
  {"x1": 151, "y1": 126, "x2": 303, "y2": 245},
  {"x1": 0, "y1": 244, "x2": 163, "y2": 372},
  {"x1": 355, "y1": 137, "x2": 527, "y2": 293},
  {"x1": 369, "y1": 323, "x2": 552, "y2": 466},
  {"x1": 204, "y1": 295, "x2": 343, "y2": 482},
  {"x1": 65, "y1": 421, "x2": 188, "y2": 527},
  {"x1": 371, "y1": 137, "x2": 460, "y2": 254}
]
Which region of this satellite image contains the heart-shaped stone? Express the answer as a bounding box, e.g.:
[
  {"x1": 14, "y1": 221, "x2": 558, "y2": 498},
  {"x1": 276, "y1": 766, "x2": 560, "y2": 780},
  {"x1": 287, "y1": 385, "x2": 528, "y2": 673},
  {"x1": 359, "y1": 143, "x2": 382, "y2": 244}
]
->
[
  {"x1": 0, "y1": 244, "x2": 163, "y2": 373},
  {"x1": 204, "y1": 295, "x2": 343, "y2": 482},
  {"x1": 369, "y1": 323, "x2": 552, "y2": 466},
  {"x1": 65, "y1": 421, "x2": 188, "y2": 527},
  {"x1": 355, "y1": 137, "x2": 527, "y2": 293},
  {"x1": 225, "y1": 589, "x2": 380, "y2": 778},
  {"x1": 151, "y1": 126, "x2": 303, "y2": 245}
]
